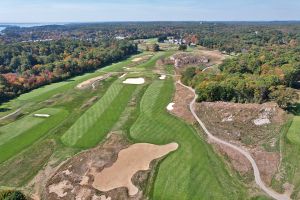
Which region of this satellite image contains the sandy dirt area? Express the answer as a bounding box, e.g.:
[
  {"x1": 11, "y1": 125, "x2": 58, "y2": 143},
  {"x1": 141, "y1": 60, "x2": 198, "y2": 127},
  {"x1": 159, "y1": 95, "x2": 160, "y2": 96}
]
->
[
  {"x1": 195, "y1": 101, "x2": 286, "y2": 185},
  {"x1": 92, "y1": 143, "x2": 178, "y2": 196},
  {"x1": 196, "y1": 48, "x2": 227, "y2": 65},
  {"x1": 43, "y1": 134, "x2": 171, "y2": 200},
  {"x1": 77, "y1": 73, "x2": 112, "y2": 89},
  {"x1": 169, "y1": 82, "x2": 195, "y2": 123},
  {"x1": 123, "y1": 78, "x2": 145, "y2": 85},
  {"x1": 132, "y1": 55, "x2": 153, "y2": 62}
]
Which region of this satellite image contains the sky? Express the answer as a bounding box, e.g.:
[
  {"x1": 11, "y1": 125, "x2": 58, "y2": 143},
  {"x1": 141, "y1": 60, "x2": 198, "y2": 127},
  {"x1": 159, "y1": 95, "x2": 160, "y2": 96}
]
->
[{"x1": 0, "y1": 0, "x2": 300, "y2": 23}]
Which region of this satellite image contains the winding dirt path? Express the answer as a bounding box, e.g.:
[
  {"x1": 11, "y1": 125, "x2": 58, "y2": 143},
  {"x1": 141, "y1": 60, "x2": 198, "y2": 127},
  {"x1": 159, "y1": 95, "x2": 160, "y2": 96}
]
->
[{"x1": 177, "y1": 80, "x2": 290, "y2": 200}]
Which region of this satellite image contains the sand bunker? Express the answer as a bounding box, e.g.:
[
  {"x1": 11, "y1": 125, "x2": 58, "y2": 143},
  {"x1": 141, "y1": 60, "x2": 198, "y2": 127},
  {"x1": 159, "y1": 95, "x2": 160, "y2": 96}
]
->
[
  {"x1": 34, "y1": 114, "x2": 50, "y2": 118},
  {"x1": 167, "y1": 103, "x2": 175, "y2": 111},
  {"x1": 159, "y1": 74, "x2": 166, "y2": 80},
  {"x1": 77, "y1": 74, "x2": 111, "y2": 89},
  {"x1": 92, "y1": 142, "x2": 178, "y2": 196},
  {"x1": 119, "y1": 73, "x2": 127, "y2": 79},
  {"x1": 123, "y1": 78, "x2": 145, "y2": 85}
]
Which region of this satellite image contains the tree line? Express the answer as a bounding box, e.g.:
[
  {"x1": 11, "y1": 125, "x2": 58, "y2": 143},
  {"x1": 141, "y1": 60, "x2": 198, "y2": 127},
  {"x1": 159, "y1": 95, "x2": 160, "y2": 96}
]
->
[
  {"x1": 0, "y1": 39, "x2": 137, "y2": 103},
  {"x1": 182, "y1": 44, "x2": 300, "y2": 109}
]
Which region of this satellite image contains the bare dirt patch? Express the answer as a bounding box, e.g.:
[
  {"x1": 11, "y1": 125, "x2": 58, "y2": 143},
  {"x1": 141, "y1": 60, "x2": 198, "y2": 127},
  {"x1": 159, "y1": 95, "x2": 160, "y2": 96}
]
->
[
  {"x1": 43, "y1": 134, "x2": 174, "y2": 200},
  {"x1": 132, "y1": 55, "x2": 153, "y2": 63},
  {"x1": 195, "y1": 101, "x2": 287, "y2": 185},
  {"x1": 169, "y1": 83, "x2": 195, "y2": 123},
  {"x1": 77, "y1": 73, "x2": 112, "y2": 89},
  {"x1": 196, "y1": 102, "x2": 286, "y2": 146},
  {"x1": 92, "y1": 143, "x2": 178, "y2": 196}
]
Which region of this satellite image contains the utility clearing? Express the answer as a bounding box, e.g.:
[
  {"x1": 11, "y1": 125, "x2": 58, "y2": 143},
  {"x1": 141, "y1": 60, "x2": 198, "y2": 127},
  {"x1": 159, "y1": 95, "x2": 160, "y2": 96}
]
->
[{"x1": 92, "y1": 142, "x2": 178, "y2": 196}]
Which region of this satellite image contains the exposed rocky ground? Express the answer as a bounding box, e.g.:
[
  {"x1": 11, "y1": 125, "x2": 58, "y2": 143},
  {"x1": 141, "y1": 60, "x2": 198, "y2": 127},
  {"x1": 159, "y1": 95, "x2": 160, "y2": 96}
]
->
[
  {"x1": 195, "y1": 101, "x2": 287, "y2": 185},
  {"x1": 42, "y1": 134, "x2": 161, "y2": 200}
]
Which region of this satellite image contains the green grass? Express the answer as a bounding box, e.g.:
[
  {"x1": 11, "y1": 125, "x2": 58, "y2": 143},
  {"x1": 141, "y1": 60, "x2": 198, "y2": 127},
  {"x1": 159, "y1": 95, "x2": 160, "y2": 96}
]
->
[
  {"x1": 129, "y1": 78, "x2": 247, "y2": 200},
  {"x1": 0, "y1": 53, "x2": 143, "y2": 116},
  {"x1": 61, "y1": 80, "x2": 138, "y2": 148},
  {"x1": 287, "y1": 116, "x2": 300, "y2": 145},
  {"x1": 0, "y1": 108, "x2": 68, "y2": 163}
]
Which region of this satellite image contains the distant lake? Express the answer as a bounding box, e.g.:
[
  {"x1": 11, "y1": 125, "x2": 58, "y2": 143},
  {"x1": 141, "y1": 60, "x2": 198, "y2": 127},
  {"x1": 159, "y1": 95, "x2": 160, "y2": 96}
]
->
[{"x1": 0, "y1": 23, "x2": 66, "y2": 32}]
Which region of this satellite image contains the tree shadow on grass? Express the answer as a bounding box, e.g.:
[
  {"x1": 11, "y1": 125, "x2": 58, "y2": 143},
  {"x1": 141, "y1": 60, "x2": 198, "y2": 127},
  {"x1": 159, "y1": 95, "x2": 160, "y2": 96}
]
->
[
  {"x1": 288, "y1": 103, "x2": 300, "y2": 116},
  {"x1": 0, "y1": 108, "x2": 11, "y2": 113}
]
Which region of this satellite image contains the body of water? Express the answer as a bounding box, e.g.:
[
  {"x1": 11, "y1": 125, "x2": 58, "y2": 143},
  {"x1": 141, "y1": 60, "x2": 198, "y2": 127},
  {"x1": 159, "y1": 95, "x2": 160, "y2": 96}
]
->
[{"x1": 0, "y1": 23, "x2": 66, "y2": 32}]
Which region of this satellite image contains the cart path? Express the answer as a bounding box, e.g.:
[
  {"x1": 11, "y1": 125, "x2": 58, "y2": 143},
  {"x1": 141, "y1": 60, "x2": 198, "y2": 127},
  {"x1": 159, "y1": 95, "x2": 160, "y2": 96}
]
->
[{"x1": 177, "y1": 80, "x2": 290, "y2": 200}]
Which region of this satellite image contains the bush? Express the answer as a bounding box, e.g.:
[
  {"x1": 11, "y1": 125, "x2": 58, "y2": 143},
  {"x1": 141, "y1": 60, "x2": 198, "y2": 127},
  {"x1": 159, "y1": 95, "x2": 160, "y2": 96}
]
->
[{"x1": 0, "y1": 190, "x2": 27, "y2": 200}]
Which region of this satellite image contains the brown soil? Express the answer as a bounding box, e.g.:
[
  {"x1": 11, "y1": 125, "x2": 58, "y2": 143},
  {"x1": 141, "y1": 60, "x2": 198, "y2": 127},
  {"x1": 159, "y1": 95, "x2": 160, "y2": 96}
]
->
[
  {"x1": 252, "y1": 149, "x2": 280, "y2": 185},
  {"x1": 169, "y1": 83, "x2": 195, "y2": 123},
  {"x1": 195, "y1": 101, "x2": 287, "y2": 185},
  {"x1": 215, "y1": 143, "x2": 252, "y2": 174},
  {"x1": 196, "y1": 101, "x2": 286, "y2": 147},
  {"x1": 132, "y1": 55, "x2": 153, "y2": 63},
  {"x1": 43, "y1": 134, "x2": 171, "y2": 200},
  {"x1": 195, "y1": 48, "x2": 227, "y2": 66}
]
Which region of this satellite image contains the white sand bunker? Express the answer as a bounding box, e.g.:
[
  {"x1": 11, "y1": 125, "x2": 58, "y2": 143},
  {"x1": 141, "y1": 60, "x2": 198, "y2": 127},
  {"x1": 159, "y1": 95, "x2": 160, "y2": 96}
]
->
[
  {"x1": 159, "y1": 74, "x2": 166, "y2": 80},
  {"x1": 33, "y1": 114, "x2": 50, "y2": 118},
  {"x1": 123, "y1": 78, "x2": 145, "y2": 85},
  {"x1": 92, "y1": 143, "x2": 178, "y2": 196},
  {"x1": 167, "y1": 103, "x2": 175, "y2": 111}
]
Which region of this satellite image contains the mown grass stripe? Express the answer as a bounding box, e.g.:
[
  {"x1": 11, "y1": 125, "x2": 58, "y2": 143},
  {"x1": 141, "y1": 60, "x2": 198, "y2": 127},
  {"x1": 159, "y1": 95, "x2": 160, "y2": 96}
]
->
[
  {"x1": 0, "y1": 108, "x2": 68, "y2": 164},
  {"x1": 130, "y1": 79, "x2": 248, "y2": 200},
  {"x1": 61, "y1": 80, "x2": 124, "y2": 146}
]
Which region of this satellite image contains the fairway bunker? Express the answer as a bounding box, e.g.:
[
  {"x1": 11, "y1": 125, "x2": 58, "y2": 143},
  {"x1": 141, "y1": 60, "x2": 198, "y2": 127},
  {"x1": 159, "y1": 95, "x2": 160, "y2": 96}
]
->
[
  {"x1": 167, "y1": 103, "x2": 175, "y2": 111},
  {"x1": 33, "y1": 114, "x2": 51, "y2": 118},
  {"x1": 123, "y1": 78, "x2": 145, "y2": 85},
  {"x1": 44, "y1": 134, "x2": 176, "y2": 200},
  {"x1": 159, "y1": 74, "x2": 166, "y2": 80},
  {"x1": 77, "y1": 73, "x2": 112, "y2": 89},
  {"x1": 92, "y1": 142, "x2": 179, "y2": 196}
]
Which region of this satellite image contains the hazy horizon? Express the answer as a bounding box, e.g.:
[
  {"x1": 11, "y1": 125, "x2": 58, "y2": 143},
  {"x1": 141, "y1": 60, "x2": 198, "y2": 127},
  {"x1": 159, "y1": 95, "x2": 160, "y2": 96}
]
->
[{"x1": 0, "y1": 0, "x2": 300, "y2": 23}]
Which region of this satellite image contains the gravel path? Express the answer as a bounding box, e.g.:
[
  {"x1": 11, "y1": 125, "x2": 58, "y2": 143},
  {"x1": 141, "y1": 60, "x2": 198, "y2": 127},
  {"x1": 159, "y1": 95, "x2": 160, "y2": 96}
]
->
[{"x1": 177, "y1": 80, "x2": 290, "y2": 200}]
